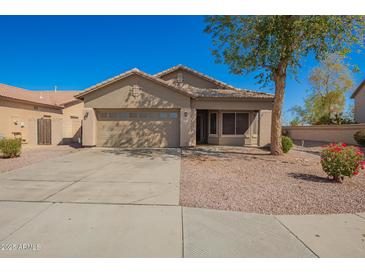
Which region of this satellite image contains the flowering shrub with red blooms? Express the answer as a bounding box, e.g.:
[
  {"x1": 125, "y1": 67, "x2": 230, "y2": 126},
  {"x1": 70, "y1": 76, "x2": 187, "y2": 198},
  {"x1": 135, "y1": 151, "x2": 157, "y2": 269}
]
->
[{"x1": 320, "y1": 143, "x2": 365, "y2": 182}]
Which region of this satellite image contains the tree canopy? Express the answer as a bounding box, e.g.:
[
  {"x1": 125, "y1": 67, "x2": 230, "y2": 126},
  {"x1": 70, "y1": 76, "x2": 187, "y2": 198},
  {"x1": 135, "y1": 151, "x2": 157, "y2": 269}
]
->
[
  {"x1": 291, "y1": 54, "x2": 355, "y2": 125},
  {"x1": 205, "y1": 16, "x2": 364, "y2": 84},
  {"x1": 205, "y1": 16, "x2": 365, "y2": 154}
]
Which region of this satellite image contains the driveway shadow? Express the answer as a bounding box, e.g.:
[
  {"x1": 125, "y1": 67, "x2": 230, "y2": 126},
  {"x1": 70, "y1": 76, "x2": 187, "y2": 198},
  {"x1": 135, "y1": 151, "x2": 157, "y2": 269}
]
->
[
  {"x1": 99, "y1": 148, "x2": 181, "y2": 160},
  {"x1": 183, "y1": 146, "x2": 271, "y2": 159}
]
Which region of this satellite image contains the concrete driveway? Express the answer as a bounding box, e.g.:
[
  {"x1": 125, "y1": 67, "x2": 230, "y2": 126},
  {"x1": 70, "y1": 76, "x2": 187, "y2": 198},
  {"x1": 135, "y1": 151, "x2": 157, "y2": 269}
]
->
[
  {"x1": 0, "y1": 148, "x2": 181, "y2": 205},
  {"x1": 0, "y1": 148, "x2": 364, "y2": 257}
]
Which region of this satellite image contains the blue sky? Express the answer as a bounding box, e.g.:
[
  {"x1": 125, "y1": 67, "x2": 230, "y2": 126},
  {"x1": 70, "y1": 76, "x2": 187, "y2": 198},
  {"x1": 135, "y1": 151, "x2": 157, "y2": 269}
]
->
[{"x1": 1, "y1": 16, "x2": 364, "y2": 123}]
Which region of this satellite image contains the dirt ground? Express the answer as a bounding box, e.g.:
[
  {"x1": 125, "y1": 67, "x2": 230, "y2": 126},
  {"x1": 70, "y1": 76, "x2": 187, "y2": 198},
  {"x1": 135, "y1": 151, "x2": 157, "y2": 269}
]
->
[{"x1": 180, "y1": 145, "x2": 365, "y2": 215}]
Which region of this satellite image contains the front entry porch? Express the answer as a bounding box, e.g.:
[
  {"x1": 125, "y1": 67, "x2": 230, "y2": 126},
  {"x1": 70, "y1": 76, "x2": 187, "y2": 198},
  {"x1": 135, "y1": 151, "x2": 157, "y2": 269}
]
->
[{"x1": 195, "y1": 109, "x2": 262, "y2": 147}]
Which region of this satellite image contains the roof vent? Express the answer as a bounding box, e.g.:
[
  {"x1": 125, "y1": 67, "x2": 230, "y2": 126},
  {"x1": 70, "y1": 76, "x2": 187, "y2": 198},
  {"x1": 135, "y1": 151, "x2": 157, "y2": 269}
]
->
[{"x1": 177, "y1": 72, "x2": 183, "y2": 83}]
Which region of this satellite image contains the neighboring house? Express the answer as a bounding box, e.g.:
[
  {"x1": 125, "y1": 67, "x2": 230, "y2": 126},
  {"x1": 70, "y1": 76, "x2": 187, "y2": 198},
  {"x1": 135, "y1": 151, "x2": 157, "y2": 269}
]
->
[
  {"x1": 76, "y1": 65, "x2": 274, "y2": 148},
  {"x1": 0, "y1": 83, "x2": 83, "y2": 145},
  {"x1": 351, "y1": 79, "x2": 365, "y2": 123}
]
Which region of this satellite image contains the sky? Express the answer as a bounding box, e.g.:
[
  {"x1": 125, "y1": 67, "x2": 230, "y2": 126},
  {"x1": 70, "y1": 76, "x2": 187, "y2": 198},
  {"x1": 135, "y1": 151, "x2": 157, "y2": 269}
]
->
[{"x1": 1, "y1": 15, "x2": 364, "y2": 123}]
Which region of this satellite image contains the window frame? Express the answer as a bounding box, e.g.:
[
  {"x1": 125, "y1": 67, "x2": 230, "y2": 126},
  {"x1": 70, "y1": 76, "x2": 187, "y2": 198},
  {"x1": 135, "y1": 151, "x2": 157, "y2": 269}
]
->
[
  {"x1": 208, "y1": 112, "x2": 218, "y2": 136},
  {"x1": 221, "y1": 111, "x2": 250, "y2": 137}
]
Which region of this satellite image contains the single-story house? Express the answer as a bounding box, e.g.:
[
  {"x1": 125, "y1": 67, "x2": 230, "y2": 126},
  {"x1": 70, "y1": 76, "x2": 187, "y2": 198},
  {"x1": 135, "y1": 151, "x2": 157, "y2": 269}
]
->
[
  {"x1": 351, "y1": 78, "x2": 365, "y2": 123},
  {"x1": 76, "y1": 65, "x2": 274, "y2": 148},
  {"x1": 0, "y1": 83, "x2": 83, "y2": 145}
]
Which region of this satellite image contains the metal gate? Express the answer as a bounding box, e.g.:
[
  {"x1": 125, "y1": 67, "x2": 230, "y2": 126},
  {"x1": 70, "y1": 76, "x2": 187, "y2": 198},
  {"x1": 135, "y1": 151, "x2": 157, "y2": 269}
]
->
[{"x1": 37, "y1": 118, "x2": 52, "y2": 145}]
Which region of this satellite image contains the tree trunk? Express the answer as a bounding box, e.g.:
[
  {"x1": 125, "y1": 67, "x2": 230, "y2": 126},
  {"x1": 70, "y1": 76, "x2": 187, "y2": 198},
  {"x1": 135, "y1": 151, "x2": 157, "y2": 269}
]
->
[{"x1": 271, "y1": 68, "x2": 287, "y2": 155}]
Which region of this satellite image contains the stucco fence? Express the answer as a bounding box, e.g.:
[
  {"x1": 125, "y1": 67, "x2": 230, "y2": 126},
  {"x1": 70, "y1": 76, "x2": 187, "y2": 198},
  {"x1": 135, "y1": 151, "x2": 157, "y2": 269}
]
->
[
  {"x1": 27, "y1": 117, "x2": 82, "y2": 145},
  {"x1": 283, "y1": 124, "x2": 365, "y2": 146}
]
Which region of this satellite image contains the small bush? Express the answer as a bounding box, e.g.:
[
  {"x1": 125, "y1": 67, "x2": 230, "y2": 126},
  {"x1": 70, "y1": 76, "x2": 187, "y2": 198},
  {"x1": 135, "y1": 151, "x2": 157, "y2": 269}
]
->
[
  {"x1": 0, "y1": 138, "x2": 22, "y2": 158},
  {"x1": 320, "y1": 143, "x2": 364, "y2": 182},
  {"x1": 282, "y1": 136, "x2": 293, "y2": 153},
  {"x1": 354, "y1": 129, "x2": 365, "y2": 146}
]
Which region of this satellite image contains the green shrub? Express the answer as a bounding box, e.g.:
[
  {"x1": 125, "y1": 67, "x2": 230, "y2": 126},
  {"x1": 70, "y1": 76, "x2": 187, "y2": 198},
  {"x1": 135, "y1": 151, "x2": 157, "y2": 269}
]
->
[
  {"x1": 0, "y1": 138, "x2": 22, "y2": 158},
  {"x1": 320, "y1": 143, "x2": 364, "y2": 182},
  {"x1": 282, "y1": 136, "x2": 293, "y2": 153},
  {"x1": 354, "y1": 129, "x2": 365, "y2": 146}
]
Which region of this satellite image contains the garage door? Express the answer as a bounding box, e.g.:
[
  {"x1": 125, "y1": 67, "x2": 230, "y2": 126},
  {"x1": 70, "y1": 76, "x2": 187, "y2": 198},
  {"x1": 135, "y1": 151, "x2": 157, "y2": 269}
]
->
[{"x1": 96, "y1": 110, "x2": 180, "y2": 148}]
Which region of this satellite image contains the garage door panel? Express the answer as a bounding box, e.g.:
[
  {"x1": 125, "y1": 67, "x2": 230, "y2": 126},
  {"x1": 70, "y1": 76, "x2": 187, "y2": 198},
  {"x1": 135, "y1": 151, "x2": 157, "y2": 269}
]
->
[{"x1": 96, "y1": 110, "x2": 180, "y2": 148}]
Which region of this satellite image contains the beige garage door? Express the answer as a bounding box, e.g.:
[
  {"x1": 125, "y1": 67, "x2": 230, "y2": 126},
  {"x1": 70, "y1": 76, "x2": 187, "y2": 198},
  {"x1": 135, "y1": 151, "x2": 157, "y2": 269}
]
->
[{"x1": 96, "y1": 110, "x2": 180, "y2": 148}]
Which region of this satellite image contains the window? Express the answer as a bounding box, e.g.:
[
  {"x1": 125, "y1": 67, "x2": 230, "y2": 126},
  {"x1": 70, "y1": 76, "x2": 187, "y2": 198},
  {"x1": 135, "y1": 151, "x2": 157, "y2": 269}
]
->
[
  {"x1": 148, "y1": 112, "x2": 159, "y2": 119},
  {"x1": 98, "y1": 112, "x2": 108, "y2": 119},
  {"x1": 222, "y1": 113, "x2": 235, "y2": 134},
  {"x1": 159, "y1": 112, "x2": 168, "y2": 119},
  {"x1": 129, "y1": 112, "x2": 138, "y2": 118},
  {"x1": 222, "y1": 112, "x2": 249, "y2": 135},
  {"x1": 108, "y1": 112, "x2": 118, "y2": 119},
  {"x1": 169, "y1": 112, "x2": 178, "y2": 119},
  {"x1": 209, "y1": 112, "x2": 217, "y2": 135},
  {"x1": 118, "y1": 112, "x2": 128, "y2": 119},
  {"x1": 138, "y1": 112, "x2": 147, "y2": 119},
  {"x1": 236, "y1": 113, "x2": 249, "y2": 134}
]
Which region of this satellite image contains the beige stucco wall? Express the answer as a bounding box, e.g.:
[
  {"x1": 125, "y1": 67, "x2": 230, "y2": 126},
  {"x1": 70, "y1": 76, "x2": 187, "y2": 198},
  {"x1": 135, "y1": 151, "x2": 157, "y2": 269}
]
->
[
  {"x1": 0, "y1": 97, "x2": 83, "y2": 145},
  {"x1": 83, "y1": 75, "x2": 190, "y2": 109},
  {"x1": 283, "y1": 124, "x2": 365, "y2": 145},
  {"x1": 258, "y1": 110, "x2": 272, "y2": 147},
  {"x1": 82, "y1": 108, "x2": 97, "y2": 146},
  {"x1": 52, "y1": 118, "x2": 63, "y2": 145},
  {"x1": 354, "y1": 87, "x2": 365, "y2": 123},
  {"x1": 62, "y1": 101, "x2": 83, "y2": 143},
  {"x1": 160, "y1": 69, "x2": 219, "y2": 89},
  {"x1": 180, "y1": 107, "x2": 196, "y2": 147},
  {"x1": 0, "y1": 98, "x2": 63, "y2": 143},
  {"x1": 63, "y1": 101, "x2": 84, "y2": 118}
]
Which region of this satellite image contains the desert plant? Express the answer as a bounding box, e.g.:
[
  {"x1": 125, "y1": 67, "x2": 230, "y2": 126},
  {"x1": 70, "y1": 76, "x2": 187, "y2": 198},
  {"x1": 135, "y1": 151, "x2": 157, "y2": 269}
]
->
[
  {"x1": 320, "y1": 143, "x2": 364, "y2": 181},
  {"x1": 282, "y1": 136, "x2": 293, "y2": 153},
  {"x1": 354, "y1": 129, "x2": 365, "y2": 146},
  {"x1": 0, "y1": 138, "x2": 22, "y2": 158}
]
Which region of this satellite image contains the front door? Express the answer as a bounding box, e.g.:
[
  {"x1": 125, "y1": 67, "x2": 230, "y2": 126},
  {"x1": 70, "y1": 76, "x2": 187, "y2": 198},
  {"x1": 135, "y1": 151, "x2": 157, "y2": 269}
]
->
[{"x1": 196, "y1": 110, "x2": 208, "y2": 144}]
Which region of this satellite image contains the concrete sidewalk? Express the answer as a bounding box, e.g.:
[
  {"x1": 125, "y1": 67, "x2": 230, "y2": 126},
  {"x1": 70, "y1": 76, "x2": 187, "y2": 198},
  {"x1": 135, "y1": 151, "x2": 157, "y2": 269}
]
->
[{"x1": 1, "y1": 201, "x2": 364, "y2": 258}]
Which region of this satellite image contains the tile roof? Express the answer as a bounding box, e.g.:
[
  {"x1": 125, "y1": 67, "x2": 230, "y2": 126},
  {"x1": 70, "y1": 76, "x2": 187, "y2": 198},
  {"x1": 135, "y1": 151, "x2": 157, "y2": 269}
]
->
[
  {"x1": 186, "y1": 87, "x2": 274, "y2": 99},
  {"x1": 75, "y1": 68, "x2": 197, "y2": 99},
  {"x1": 0, "y1": 83, "x2": 81, "y2": 108},
  {"x1": 155, "y1": 64, "x2": 274, "y2": 100},
  {"x1": 155, "y1": 64, "x2": 238, "y2": 90}
]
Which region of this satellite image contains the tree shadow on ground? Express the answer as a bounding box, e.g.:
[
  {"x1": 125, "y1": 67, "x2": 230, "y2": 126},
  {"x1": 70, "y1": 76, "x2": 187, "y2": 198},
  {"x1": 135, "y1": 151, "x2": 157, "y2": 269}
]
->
[
  {"x1": 181, "y1": 146, "x2": 285, "y2": 164},
  {"x1": 287, "y1": 172, "x2": 338, "y2": 184},
  {"x1": 99, "y1": 148, "x2": 181, "y2": 161}
]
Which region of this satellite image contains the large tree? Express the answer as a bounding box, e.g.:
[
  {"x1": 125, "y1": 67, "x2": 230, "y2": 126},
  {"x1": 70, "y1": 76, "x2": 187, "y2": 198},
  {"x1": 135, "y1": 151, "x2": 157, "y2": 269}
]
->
[
  {"x1": 291, "y1": 54, "x2": 354, "y2": 125},
  {"x1": 205, "y1": 16, "x2": 365, "y2": 155}
]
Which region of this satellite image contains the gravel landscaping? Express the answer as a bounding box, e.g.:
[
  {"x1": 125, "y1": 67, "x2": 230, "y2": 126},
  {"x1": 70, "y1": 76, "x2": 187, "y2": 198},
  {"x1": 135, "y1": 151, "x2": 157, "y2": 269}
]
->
[
  {"x1": 0, "y1": 145, "x2": 82, "y2": 173},
  {"x1": 180, "y1": 145, "x2": 365, "y2": 215}
]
